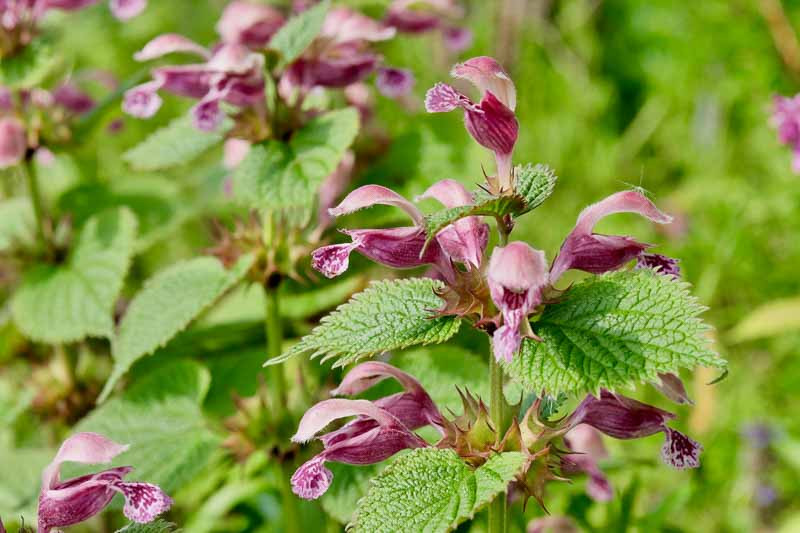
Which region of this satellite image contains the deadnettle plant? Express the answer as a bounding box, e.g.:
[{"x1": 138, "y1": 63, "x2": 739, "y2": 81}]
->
[{"x1": 37, "y1": 432, "x2": 172, "y2": 533}]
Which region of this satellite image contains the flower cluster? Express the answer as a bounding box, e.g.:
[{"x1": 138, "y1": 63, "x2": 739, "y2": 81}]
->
[
  {"x1": 37, "y1": 432, "x2": 171, "y2": 533},
  {"x1": 385, "y1": 0, "x2": 472, "y2": 53},
  {"x1": 1, "y1": 0, "x2": 145, "y2": 57}
]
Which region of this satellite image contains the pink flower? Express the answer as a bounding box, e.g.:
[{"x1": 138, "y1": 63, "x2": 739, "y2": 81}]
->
[
  {"x1": 549, "y1": 190, "x2": 673, "y2": 283},
  {"x1": 487, "y1": 242, "x2": 549, "y2": 361},
  {"x1": 216, "y1": 1, "x2": 285, "y2": 49},
  {"x1": 0, "y1": 117, "x2": 26, "y2": 168},
  {"x1": 442, "y1": 26, "x2": 472, "y2": 52},
  {"x1": 426, "y1": 56, "x2": 518, "y2": 191},
  {"x1": 37, "y1": 432, "x2": 172, "y2": 533},
  {"x1": 385, "y1": 0, "x2": 463, "y2": 33},
  {"x1": 124, "y1": 40, "x2": 264, "y2": 131},
  {"x1": 635, "y1": 252, "x2": 680, "y2": 278},
  {"x1": 375, "y1": 67, "x2": 414, "y2": 99},
  {"x1": 568, "y1": 390, "x2": 703, "y2": 470},
  {"x1": 311, "y1": 181, "x2": 488, "y2": 280},
  {"x1": 291, "y1": 363, "x2": 441, "y2": 499}
]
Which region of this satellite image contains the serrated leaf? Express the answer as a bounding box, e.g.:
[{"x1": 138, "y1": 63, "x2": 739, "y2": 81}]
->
[
  {"x1": 349, "y1": 449, "x2": 525, "y2": 533},
  {"x1": 99, "y1": 254, "x2": 254, "y2": 402},
  {"x1": 72, "y1": 361, "x2": 220, "y2": 495},
  {"x1": 503, "y1": 270, "x2": 725, "y2": 395},
  {"x1": 115, "y1": 519, "x2": 178, "y2": 533},
  {"x1": 728, "y1": 295, "x2": 800, "y2": 342},
  {"x1": 269, "y1": 0, "x2": 329, "y2": 66},
  {"x1": 122, "y1": 115, "x2": 229, "y2": 171},
  {"x1": 0, "y1": 38, "x2": 62, "y2": 88},
  {"x1": 514, "y1": 163, "x2": 557, "y2": 214},
  {"x1": 0, "y1": 197, "x2": 35, "y2": 252},
  {"x1": 11, "y1": 207, "x2": 137, "y2": 343},
  {"x1": 233, "y1": 108, "x2": 359, "y2": 224},
  {"x1": 266, "y1": 278, "x2": 461, "y2": 367},
  {"x1": 423, "y1": 195, "x2": 524, "y2": 244}
]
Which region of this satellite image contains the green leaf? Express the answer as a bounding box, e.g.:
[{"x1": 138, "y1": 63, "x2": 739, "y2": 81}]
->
[
  {"x1": 321, "y1": 463, "x2": 381, "y2": 524},
  {"x1": 266, "y1": 278, "x2": 461, "y2": 367},
  {"x1": 728, "y1": 295, "x2": 800, "y2": 342},
  {"x1": 99, "y1": 254, "x2": 254, "y2": 402},
  {"x1": 0, "y1": 446, "x2": 52, "y2": 524},
  {"x1": 0, "y1": 197, "x2": 35, "y2": 252},
  {"x1": 122, "y1": 115, "x2": 229, "y2": 171},
  {"x1": 514, "y1": 163, "x2": 557, "y2": 214},
  {"x1": 0, "y1": 38, "x2": 62, "y2": 88},
  {"x1": 503, "y1": 270, "x2": 725, "y2": 395},
  {"x1": 233, "y1": 108, "x2": 359, "y2": 223},
  {"x1": 115, "y1": 519, "x2": 178, "y2": 533},
  {"x1": 349, "y1": 449, "x2": 525, "y2": 533},
  {"x1": 269, "y1": 0, "x2": 330, "y2": 66},
  {"x1": 73, "y1": 361, "x2": 220, "y2": 495},
  {"x1": 11, "y1": 207, "x2": 137, "y2": 343},
  {"x1": 422, "y1": 194, "x2": 524, "y2": 245}
]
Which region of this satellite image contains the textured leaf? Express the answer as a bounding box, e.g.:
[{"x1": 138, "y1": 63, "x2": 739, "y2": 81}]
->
[
  {"x1": 729, "y1": 295, "x2": 800, "y2": 342},
  {"x1": 503, "y1": 270, "x2": 725, "y2": 395},
  {"x1": 99, "y1": 254, "x2": 254, "y2": 402},
  {"x1": 233, "y1": 108, "x2": 359, "y2": 223},
  {"x1": 11, "y1": 208, "x2": 137, "y2": 343},
  {"x1": 423, "y1": 194, "x2": 524, "y2": 244},
  {"x1": 514, "y1": 163, "x2": 557, "y2": 214},
  {"x1": 0, "y1": 197, "x2": 35, "y2": 252},
  {"x1": 72, "y1": 361, "x2": 220, "y2": 495},
  {"x1": 349, "y1": 449, "x2": 525, "y2": 533},
  {"x1": 0, "y1": 38, "x2": 62, "y2": 88},
  {"x1": 266, "y1": 278, "x2": 461, "y2": 367},
  {"x1": 122, "y1": 115, "x2": 229, "y2": 171},
  {"x1": 269, "y1": 0, "x2": 329, "y2": 66}
]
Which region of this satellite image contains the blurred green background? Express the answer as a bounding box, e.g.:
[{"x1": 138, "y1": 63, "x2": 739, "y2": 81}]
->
[{"x1": 3, "y1": 0, "x2": 800, "y2": 531}]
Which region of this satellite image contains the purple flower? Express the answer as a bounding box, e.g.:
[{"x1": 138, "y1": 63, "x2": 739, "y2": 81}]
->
[
  {"x1": 124, "y1": 41, "x2": 264, "y2": 131},
  {"x1": 52, "y1": 83, "x2": 95, "y2": 114},
  {"x1": 311, "y1": 182, "x2": 488, "y2": 281},
  {"x1": 37, "y1": 432, "x2": 172, "y2": 533},
  {"x1": 375, "y1": 67, "x2": 415, "y2": 99},
  {"x1": 487, "y1": 242, "x2": 549, "y2": 362},
  {"x1": 36, "y1": 0, "x2": 145, "y2": 20},
  {"x1": 425, "y1": 56, "x2": 518, "y2": 191},
  {"x1": 568, "y1": 390, "x2": 703, "y2": 470},
  {"x1": 550, "y1": 190, "x2": 673, "y2": 283},
  {"x1": 290, "y1": 398, "x2": 428, "y2": 499},
  {"x1": 279, "y1": 8, "x2": 394, "y2": 99},
  {"x1": 771, "y1": 94, "x2": 800, "y2": 172},
  {"x1": 0, "y1": 117, "x2": 26, "y2": 168},
  {"x1": 385, "y1": 0, "x2": 463, "y2": 34},
  {"x1": 652, "y1": 372, "x2": 693, "y2": 405},
  {"x1": 442, "y1": 26, "x2": 472, "y2": 52},
  {"x1": 563, "y1": 424, "x2": 612, "y2": 502},
  {"x1": 216, "y1": 1, "x2": 285, "y2": 49}
]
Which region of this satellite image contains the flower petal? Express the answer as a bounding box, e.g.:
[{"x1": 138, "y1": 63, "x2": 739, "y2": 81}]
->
[
  {"x1": 122, "y1": 81, "x2": 163, "y2": 118},
  {"x1": 376, "y1": 67, "x2": 415, "y2": 98},
  {"x1": 463, "y1": 91, "x2": 518, "y2": 156},
  {"x1": 451, "y1": 55, "x2": 516, "y2": 111},
  {"x1": 134, "y1": 33, "x2": 209, "y2": 62},
  {"x1": 331, "y1": 361, "x2": 427, "y2": 397},
  {"x1": 0, "y1": 117, "x2": 27, "y2": 169},
  {"x1": 652, "y1": 372, "x2": 693, "y2": 405},
  {"x1": 292, "y1": 398, "x2": 399, "y2": 443},
  {"x1": 661, "y1": 427, "x2": 703, "y2": 469},
  {"x1": 42, "y1": 433, "x2": 128, "y2": 490},
  {"x1": 216, "y1": 0, "x2": 285, "y2": 48},
  {"x1": 322, "y1": 7, "x2": 395, "y2": 44},
  {"x1": 636, "y1": 253, "x2": 681, "y2": 278},
  {"x1": 311, "y1": 241, "x2": 361, "y2": 278},
  {"x1": 291, "y1": 457, "x2": 333, "y2": 500},
  {"x1": 568, "y1": 390, "x2": 674, "y2": 440},
  {"x1": 424, "y1": 82, "x2": 472, "y2": 113},
  {"x1": 442, "y1": 26, "x2": 472, "y2": 52},
  {"x1": 573, "y1": 190, "x2": 672, "y2": 236},
  {"x1": 329, "y1": 184, "x2": 423, "y2": 224},
  {"x1": 112, "y1": 482, "x2": 173, "y2": 523}
]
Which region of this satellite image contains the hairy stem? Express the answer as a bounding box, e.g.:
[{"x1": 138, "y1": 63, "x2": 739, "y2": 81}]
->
[
  {"x1": 23, "y1": 158, "x2": 47, "y2": 250},
  {"x1": 488, "y1": 349, "x2": 508, "y2": 533}
]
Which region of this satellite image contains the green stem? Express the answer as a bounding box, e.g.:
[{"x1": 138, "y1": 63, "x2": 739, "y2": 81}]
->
[
  {"x1": 23, "y1": 158, "x2": 47, "y2": 249},
  {"x1": 488, "y1": 350, "x2": 508, "y2": 533},
  {"x1": 263, "y1": 282, "x2": 287, "y2": 410}
]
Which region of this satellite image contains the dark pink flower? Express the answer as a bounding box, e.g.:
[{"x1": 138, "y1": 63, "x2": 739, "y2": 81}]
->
[
  {"x1": 425, "y1": 56, "x2": 518, "y2": 191},
  {"x1": 652, "y1": 372, "x2": 693, "y2": 405},
  {"x1": 442, "y1": 26, "x2": 472, "y2": 52},
  {"x1": 568, "y1": 390, "x2": 703, "y2": 470},
  {"x1": 0, "y1": 117, "x2": 26, "y2": 168},
  {"x1": 40, "y1": 0, "x2": 145, "y2": 20},
  {"x1": 290, "y1": 398, "x2": 428, "y2": 499},
  {"x1": 375, "y1": 67, "x2": 414, "y2": 99},
  {"x1": 53, "y1": 83, "x2": 95, "y2": 114},
  {"x1": 549, "y1": 190, "x2": 673, "y2": 282},
  {"x1": 385, "y1": 0, "x2": 462, "y2": 33},
  {"x1": 37, "y1": 432, "x2": 172, "y2": 533},
  {"x1": 771, "y1": 94, "x2": 800, "y2": 172},
  {"x1": 636, "y1": 252, "x2": 680, "y2": 278},
  {"x1": 487, "y1": 242, "x2": 549, "y2": 362},
  {"x1": 311, "y1": 184, "x2": 457, "y2": 280},
  {"x1": 216, "y1": 0, "x2": 284, "y2": 48}
]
